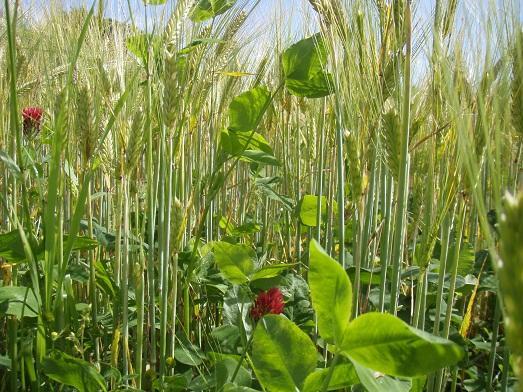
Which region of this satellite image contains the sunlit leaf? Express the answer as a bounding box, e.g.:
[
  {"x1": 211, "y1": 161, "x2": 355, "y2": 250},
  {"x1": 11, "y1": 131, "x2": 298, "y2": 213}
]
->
[
  {"x1": 282, "y1": 34, "x2": 333, "y2": 98},
  {"x1": 352, "y1": 362, "x2": 412, "y2": 392},
  {"x1": 303, "y1": 362, "x2": 359, "y2": 392},
  {"x1": 212, "y1": 241, "x2": 255, "y2": 284},
  {"x1": 339, "y1": 312, "x2": 464, "y2": 377},
  {"x1": 228, "y1": 86, "x2": 271, "y2": 132},
  {"x1": 190, "y1": 0, "x2": 237, "y2": 22},
  {"x1": 0, "y1": 286, "x2": 39, "y2": 318},
  {"x1": 251, "y1": 264, "x2": 296, "y2": 281},
  {"x1": 298, "y1": 195, "x2": 337, "y2": 227},
  {"x1": 252, "y1": 315, "x2": 316, "y2": 391},
  {"x1": 42, "y1": 350, "x2": 106, "y2": 392},
  {"x1": 309, "y1": 239, "x2": 352, "y2": 345},
  {"x1": 221, "y1": 129, "x2": 279, "y2": 166},
  {"x1": 0, "y1": 230, "x2": 30, "y2": 264}
]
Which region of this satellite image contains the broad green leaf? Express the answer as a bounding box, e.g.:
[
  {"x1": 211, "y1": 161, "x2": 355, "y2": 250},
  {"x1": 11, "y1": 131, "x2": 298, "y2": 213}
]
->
[
  {"x1": 249, "y1": 276, "x2": 284, "y2": 291},
  {"x1": 190, "y1": 0, "x2": 237, "y2": 22},
  {"x1": 232, "y1": 222, "x2": 262, "y2": 236},
  {"x1": 303, "y1": 362, "x2": 359, "y2": 392},
  {"x1": 309, "y1": 239, "x2": 352, "y2": 345},
  {"x1": 207, "y1": 351, "x2": 241, "y2": 364},
  {"x1": 210, "y1": 325, "x2": 241, "y2": 353},
  {"x1": 223, "y1": 286, "x2": 253, "y2": 344},
  {"x1": 0, "y1": 231, "x2": 94, "y2": 264},
  {"x1": 143, "y1": 0, "x2": 166, "y2": 4},
  {"x1": 251, "y1": 264, "x2": 296, "y2": 281},
  {"x1": 178, "y1": 38, "x2": 224, "y2": 55},
  {"x1": 241, "y1": 150, "x2": 280, "y2": 166},
  {"x1": 214, "y1": 358, "x2": 252, "y2": 389},
  {"x1": 339, "y1": 313, "x2": 464, "y2": 377},
  {"x1": 252, "y1": 315, "x2": 317, "y2": 391},
  {"x1": 0, "y1": 355, "x2": 11, "y2": 369},
  {"x1": 65, "y1": 235, "x2": 98, "y2": 252},
  {"x1": 95, "y1": 261, "x2": 117, "y2": 299},
  {"x1": 410, "y1": 376, "x2": 427, "y2": 392},
  {"x1": 66, "y1": 263, "x2": 89, "y2": 283},
  {"x1": 283, "y1": 33, "x2": 327, "y2": 80},
  {"x1": 222, "y1": 384, "x2": 260, "y2": 392},
  {"x1": 161, "y1": 374, "x2": 189, "y2": 390},
  {"x1": 0, "y1": 230, "x2": 29, "y2": 263},
  {"x1": 347, "y1": 266, "x2": 382, "y2": 285},
  {"x1": 189, "y1": 373, "x2": 214, "y2": 390},
  {"x1": 0, "y1": 149, "x2": 21, "y2": 178},
  {"x1": 42, "y1": 350, "x2": 106, "y2": 392},
  {"x1": 352, "y1": 362, "x2": 411, "y2": 392},
  {"x1": 254, "y1": 176, "x2": 294, "y2": 211},
  {"x1": 228, "y1": 86, "x2": 271, "y2": 132},
  {"x1": 298, "y1": 195, "x2": 336, "y2": 227},
  {"x1": 279, "y1": 273, "x2": 315, "y2": 327},
  {"x1": 81, "y1": 220, "x2": 116, "y2": 248},
  {"x1": 126, "y1": 33, "x2": 149, "y2": 63},
  {"x1": 282, "y1": 34, "x2": 333, "y2": 98},
  {"x1": 299, "y1": 195, "x2": 324, "y2": 226},
  {"x1": 221, "y1": 129, "x2": 279, "y2": 166},
  {"x1": 126, "y1": 33, "x2": 161, "y2": 64},
  {"x1": 0, "y1": 286, "x2": 39, "y2": 318},
  {"x1": 285, "y1": 76, "x2": 334, "y2": 98},
  {"x1": 456, "y1": 242, "x2": 475, "y2": 277},
  {"x1": 219, "y1": 216, "x2": 235, "y2": 236},
  {"x1": 174, "y1": 339, "x2": 206, "y2": 366},
  {"x1": 213, "y1": 241, "x2": 255, "y2": 284}
]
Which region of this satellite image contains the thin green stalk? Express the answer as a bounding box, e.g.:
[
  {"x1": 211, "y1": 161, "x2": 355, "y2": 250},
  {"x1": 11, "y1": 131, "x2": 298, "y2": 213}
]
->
[
  {"x1": 433, "y1": 209, "x2": 455, "y2": 336},
  {"x1": 145, "y1": 52, "x2": 157, "y2": 369},
  {"x1": 86, "y1": 185, "x2": 100, "y2": 364},
  {"x1": 121, "y1": 178, "x2": 130, "y2": 381},
  {"x1": 315, "y1": 101, "x2": 326, "y2": 243},
  {"x1": 3, "y1": 5, "x2": 27, "y2": 386},
  {"x1": 501, "y1": 347, "x2": 510, "y2": 391},
  {"x1": 353, "y1": 209, "x2": 362, "y2": 317},
  {"x1": 230, "y1": 332, "x2": 254, "y2": 385},
  {"x1": 296, "y1": 111, "x2": 303, "y2": 270},
  {"x1": 160, "y1": 136, "x2": 174, "y2": 378},
  {"x1": 379, "y1": 166, "x2": 393, "y2": 313},
  {"x1": 361, "y1": 153, "x2": 378, "y2": 270},
  {"x1": 321, "y1": 353, "x2": 342, "y2": 392},
  {"x1": 413, "y1": 268, "x2": 427, "y2": 329},
  {"x1": 157, "y1": 133, "x2": 167, "y2": 374},
  {"x1": 443, "y1": 203, "x2": 466, "y2": 339},
  {"x1": 487, "y1": 297, "x2": 502, "y2": 390},
  {"x1": 435, "y1": 202, "x2": 466, "y2": 391},
  {"x1": 135, "y1": 195, "x2": 146, "y2": 387},
  {"x1": 183, "y1": 285, "x2": 191, "y2": 336},
  {"x1": 390, "y1": 1, "x2": 412, "y2": 315},
  {"x1": 334, "y1": 116, "x2": 345, "y2": 268},
  {"x1": 8, "y1": 317, "x2": 18, "y2": 391}
]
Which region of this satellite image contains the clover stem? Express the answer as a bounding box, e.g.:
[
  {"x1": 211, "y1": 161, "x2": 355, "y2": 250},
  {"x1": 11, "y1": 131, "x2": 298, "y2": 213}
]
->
[
  {"x1": 321, "y1": 351, "x2": 341, "y2": 392},
  {"x1": 230, "y1": 326, "x2": 255, "y2": 384}
]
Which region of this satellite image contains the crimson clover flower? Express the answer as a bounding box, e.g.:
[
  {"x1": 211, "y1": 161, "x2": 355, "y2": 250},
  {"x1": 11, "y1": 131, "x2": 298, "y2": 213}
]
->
[
  {"x1": 250, "y1": 287, "x2": 285, "y2": 321},
  {"x1": 22, "y1": 107, "x2": 44, "y2": 136}
]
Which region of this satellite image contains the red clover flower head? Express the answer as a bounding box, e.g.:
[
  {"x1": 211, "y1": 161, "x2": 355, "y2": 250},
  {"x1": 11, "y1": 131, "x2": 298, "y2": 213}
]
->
[
  {"x1": 250, "y1": 287, "x2": 285, "y2": 321},
  {"x1": 22, "y1": 107, "x2": 44, "y2": 136}
]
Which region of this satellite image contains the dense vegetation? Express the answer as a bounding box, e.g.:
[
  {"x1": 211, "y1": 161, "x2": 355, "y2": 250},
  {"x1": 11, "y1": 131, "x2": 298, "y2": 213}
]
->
[{"x1": 1, "y1": 0, "x2": 523, "y2": 391}]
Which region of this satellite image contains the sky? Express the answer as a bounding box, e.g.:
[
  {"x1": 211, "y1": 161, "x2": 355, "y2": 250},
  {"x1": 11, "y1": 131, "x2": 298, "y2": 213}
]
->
[
  {"x1": 11, "y1": 1, "x2": 523, "y2": 38},
  {"x1": 14, "y1": 0, "x2": 521, "y2": 29},
  {"x1": 8, "y1": 0, "x2": 523, "y2": 83},
  {"x1": 17, "y1": 0, "x2": 287, "y2": 28}
]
